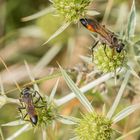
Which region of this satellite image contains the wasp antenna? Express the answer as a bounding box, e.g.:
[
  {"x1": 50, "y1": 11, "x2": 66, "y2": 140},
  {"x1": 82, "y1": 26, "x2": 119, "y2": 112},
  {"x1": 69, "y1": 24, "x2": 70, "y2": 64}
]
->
[{"x1": 0, "y1": 56, "x2": 21, "y2": 92}]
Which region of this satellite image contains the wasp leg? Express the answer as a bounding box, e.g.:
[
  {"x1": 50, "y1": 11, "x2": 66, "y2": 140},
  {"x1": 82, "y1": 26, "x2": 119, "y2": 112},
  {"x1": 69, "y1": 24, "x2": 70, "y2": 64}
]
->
[
  {"x1": 91, "y1": 40, "x2": 99, "y2": 61},
  {"x1": 23, "y1": 113, "x2": 28, "y2": 119},
  {"x1": 103, "y1": 44, "x2": 111, "y2": 59},
  {"x1": 33, "y1": 91, "x2": 43, "y2": 100},
  {"x1": 18, "y1": 106, "x2": 27, "y2": 120},
  {"x1": 36, "y1": 91, "x2": 43, "y2": 101},
  {"x1": 33, "y1": 91, "x2": 44, "y2": 104},
  {"x1": 34, "y1": 95, "x2": 43, "y2": 104},
  {"x1": 19, "y1": 98, "x2": 25, "y2": 107},
  {"x1": 19, "y1": 109, "x2": 33, "y2": 124}
]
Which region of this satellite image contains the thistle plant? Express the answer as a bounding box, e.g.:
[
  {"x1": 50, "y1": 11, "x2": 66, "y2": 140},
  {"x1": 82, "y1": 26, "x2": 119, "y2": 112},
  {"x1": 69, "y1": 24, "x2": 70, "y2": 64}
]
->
[
  {"x1": 53, "y1": 0, "x2": 91, "y2": 23},
  {"x1": 75, "y1": 112, "x2": 113, "y2": 140},
  {"x1": 21, "y1": 0, "x2": 98, "y2": 45},
  {"x1": 36, "y1": 98, "x2": 57, "y2": 128},
  {"x1": 1, "y1": 64, "x2": 140, "y2": 140},
  {"x1": 58, "y1": 65, "x2": 140, "y2": 140},
  {"x1": 93, "y1": 46, "x2": 126, "y2": 73},
  {"x1": 1, "y1": 0, "x2": 140, "y2": 140}
]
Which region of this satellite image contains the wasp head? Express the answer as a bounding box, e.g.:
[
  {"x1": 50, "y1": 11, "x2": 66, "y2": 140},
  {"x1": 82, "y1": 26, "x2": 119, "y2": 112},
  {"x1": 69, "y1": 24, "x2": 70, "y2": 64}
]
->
[
  {"x1": 80, "y1": 18, "x2": 89, "y2": 27},
  {"x1": 112, "y1": 36, "x2": 125, "y2": 53},
  {"x1": 116, "y1": 42, "x2": 125, "y2": 53},
  {"x1": 80, "y1": 18, "x2": 93, "y2": 27},
  {"x1": 21, "y1": 87, "x2": 31, "y2": 97}
]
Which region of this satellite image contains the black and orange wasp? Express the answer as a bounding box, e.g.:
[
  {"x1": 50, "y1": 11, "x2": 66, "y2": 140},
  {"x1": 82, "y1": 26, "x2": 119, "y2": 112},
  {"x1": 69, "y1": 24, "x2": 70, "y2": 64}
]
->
[{"x1": 80, "y1": 18, "x2": 125, "y2": 54}]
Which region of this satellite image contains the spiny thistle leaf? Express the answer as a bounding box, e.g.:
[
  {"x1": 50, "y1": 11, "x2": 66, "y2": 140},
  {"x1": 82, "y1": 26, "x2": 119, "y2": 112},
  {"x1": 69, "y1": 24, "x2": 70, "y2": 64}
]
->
[
  {"x1": 48, "y1": 79, "x2": 59, "y2": 104},
  {"x1": 107, "y1": 71, "x2": 130, "y2": 119},
  {"x1": 57, "y1": 115, "x2": 79, "y2": 125},
  {"x1": 86, "y1": 10, "x2": 100, "y2": 16},
  {"x1": 41, "y1": 22, "x2": 70, "y2": 45},
  {"x1": 59, "y1": 64, "x2": 94, "y2": 112},
  {"x1": 21, "y1": 6, "x2": 55, "y2": 22},
  {"x1": 1, "y1": 120, "x2": 26, "y2": 126},
  {"x1": 126, "y1": 0, "x2": 136, "y2": 39},
  {"x1": 6, "y1": 124, "x2": 31, "y2": 140},
  {"x1": 113, "y1": 104, "x2": 140, "y2": 124}
]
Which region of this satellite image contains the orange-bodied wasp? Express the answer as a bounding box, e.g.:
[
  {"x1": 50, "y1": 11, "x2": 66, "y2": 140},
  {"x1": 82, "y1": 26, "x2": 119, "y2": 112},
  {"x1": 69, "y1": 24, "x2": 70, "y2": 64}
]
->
[
  {"x1": 18, "y1": 87, "x2": 44, "y2": 125},
  {"x1": 80, "y1": 18, "x2": 125, "y2": 54}
]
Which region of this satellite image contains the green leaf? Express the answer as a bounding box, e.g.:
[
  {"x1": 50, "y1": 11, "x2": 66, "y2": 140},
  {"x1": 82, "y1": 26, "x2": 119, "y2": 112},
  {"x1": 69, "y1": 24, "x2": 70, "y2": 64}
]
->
[
  {"x1": 6, "y1": 124, "x2": 31, "y2": 140},
  {"x1": 34, "y1": 43, "x2": 63, "y2": 71},
  {"x1": 48, "y1": 79, "x2": 59, "y2": 104},
  {"x1": 55, "y1": 72, "x2": 114, "y2": 106},
  {"x1": 21, "y1": 6, "x2": 55, "y2": 22},
  {"x1": 1, "y1": 120, "x2": 26, "y2": 126},
  {"x1": 113, "y1": 104, "x2": 140, "y2": 124},
  {"x1": 0, "y1": 96, "x2": 7, "y2": 108},
  {"x1": 0, "y1": 127, "x2": 4, "y2": 140},
  {"x1": 59, "y1": 65, "x2": 94, "y2": 112},
  {"x1": 57, "y1": 115, "x2": 79, "y2": 125},
  {"x1": 86, "y1": 10, "x2": 100, "y2": 16},
  {"x1": 107, "y1": 71, "x2": 130, "y2": 119},
  {"x1": 125, "y1": 64, "x2": 140, "y2": 80},
  {"x1": 126, "y1": 0, "x2": 136, "y2": 39},
  {"x1": 0, "y1": 75, "x2": 5, "y2": 96},
  {"x1": 41, "y1": 22, "x2": 71, "y2": 46}
]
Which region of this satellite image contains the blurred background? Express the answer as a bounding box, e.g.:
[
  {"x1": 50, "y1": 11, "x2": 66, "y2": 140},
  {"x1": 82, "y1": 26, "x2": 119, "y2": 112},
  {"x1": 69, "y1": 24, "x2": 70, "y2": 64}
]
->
[{"x1": 0, "y1": 0, "x2": 140, "y2": 139}]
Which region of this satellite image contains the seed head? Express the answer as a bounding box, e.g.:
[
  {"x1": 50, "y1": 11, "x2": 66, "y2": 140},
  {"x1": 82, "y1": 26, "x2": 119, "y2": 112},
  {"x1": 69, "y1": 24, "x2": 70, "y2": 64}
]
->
[
  {"x1": 53, "y1": 0, "x2": 92, "y2": 23},
  {"x1": 75, "y1": 112, "x2": 113, "y2": 140},
  {"x1": 35, "y1": 98, "x2": 57, "y2": 127},
  {"x1": 93, "y1": 45, "x2": 127, "y2": 73}
]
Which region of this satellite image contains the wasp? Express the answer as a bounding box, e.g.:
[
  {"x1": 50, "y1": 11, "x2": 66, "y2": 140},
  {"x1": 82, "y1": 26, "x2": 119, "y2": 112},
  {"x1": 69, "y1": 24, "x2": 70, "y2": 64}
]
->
[
  {"x1": 18, "y1": 87, "x2": 44, "y2": 125},
  {"x1": 80, "y1": 18, "x2": 125, "y2": 54}
]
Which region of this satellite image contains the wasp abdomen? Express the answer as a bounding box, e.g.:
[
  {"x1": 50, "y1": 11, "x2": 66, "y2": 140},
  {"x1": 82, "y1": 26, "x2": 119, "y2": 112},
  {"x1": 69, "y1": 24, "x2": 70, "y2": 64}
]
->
[
  {"x1": 30, "y1": 115, "x2": 38, "y2": 125},
  {"x1": 80, "y1": 18, "x2": 96, "y2": 32}
]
